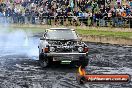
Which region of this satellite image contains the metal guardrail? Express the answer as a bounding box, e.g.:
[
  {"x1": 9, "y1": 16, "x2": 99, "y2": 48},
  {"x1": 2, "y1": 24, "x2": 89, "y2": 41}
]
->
[{"x1": 0, "y1": 16, "x2": 132, "y2": 28}]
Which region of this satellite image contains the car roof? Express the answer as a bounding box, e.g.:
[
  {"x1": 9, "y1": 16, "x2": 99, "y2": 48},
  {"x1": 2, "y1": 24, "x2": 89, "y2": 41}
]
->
[{"x1": 48, "y1": 28, "x2": 75, "y2": 31}]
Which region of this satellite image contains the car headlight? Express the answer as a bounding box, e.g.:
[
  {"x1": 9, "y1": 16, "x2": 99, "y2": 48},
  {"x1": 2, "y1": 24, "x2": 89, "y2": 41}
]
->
[
  {"x1": 78, "y1": 47, "x2": 83, "y2": 52},
  {"x1": 50, "y1": 47, "x2": 55, "y2": 52}
]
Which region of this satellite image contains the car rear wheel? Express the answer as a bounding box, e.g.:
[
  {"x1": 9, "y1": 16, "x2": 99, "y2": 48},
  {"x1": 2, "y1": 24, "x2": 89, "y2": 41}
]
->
[{"x1": 78, "y1": 57, "x2": 89, "y2": 68}]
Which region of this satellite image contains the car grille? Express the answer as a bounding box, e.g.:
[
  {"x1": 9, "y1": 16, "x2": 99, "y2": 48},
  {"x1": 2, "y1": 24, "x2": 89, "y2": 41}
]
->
[{"x1": 55, "y1": 48, "x2": 77, "y2": 53}]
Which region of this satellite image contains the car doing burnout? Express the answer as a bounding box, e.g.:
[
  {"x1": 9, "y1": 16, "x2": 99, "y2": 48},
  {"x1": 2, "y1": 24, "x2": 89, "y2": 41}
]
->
[{"x1": 38, "y1": 28, "x2": 89, "y2": 67}]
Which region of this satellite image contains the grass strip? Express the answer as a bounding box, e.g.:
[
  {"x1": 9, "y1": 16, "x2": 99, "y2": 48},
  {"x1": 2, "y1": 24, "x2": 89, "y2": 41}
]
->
[{"x1": 76, "y1": 29, "x2": 132, "y2": 39}]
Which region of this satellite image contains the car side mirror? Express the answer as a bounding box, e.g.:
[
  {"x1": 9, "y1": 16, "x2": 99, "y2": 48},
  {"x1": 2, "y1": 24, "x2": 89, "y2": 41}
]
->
[
  {"x1": 43, "y1": 31, "x2": 47, "y2": 38},
  {"x1": 40, "y1": 32, "x2": 47, "y2": 40},
  {"x1": 79, "y1": 37, "x2": 82, "y2": 41}
]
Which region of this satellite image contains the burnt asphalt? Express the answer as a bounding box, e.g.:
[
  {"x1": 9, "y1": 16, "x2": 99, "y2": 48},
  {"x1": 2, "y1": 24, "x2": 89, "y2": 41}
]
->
[{"x1": 0, "y1": 34, "x2": 131, "y2": 88}]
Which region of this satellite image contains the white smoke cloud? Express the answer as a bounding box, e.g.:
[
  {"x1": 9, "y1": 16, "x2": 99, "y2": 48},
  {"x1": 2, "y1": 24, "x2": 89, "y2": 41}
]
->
[{"x1": 0, "y1": 25, "x2": 39, "y2": 60}]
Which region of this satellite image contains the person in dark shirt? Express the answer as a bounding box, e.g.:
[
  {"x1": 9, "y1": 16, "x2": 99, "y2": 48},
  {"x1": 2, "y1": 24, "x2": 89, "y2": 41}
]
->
[
  {"x1": 100, "y1": 5, "x2": 105, "y2": 13},
  {"x1": 65, "y1": 0, "x2": 69, "y2": 6},
  {"x1": 111, "y1": 9, "x2": 117, "y2": 27},
  {"x1": 73, "y1": 11, "x2": 79, "y2": 16},
  {"x1": 39, "y1": 8, "x2": 44, "y2": 24},
  {"x1": 25, "y1": 8, "x2": 31, "y2": 24},
  {"x1": 67, "y1": 5, "x2": 71, "y2": 13},
  {"x1": 95, "y1": 11, "x2": 102, "y2": 26},
  {"x1": 106, "y1": 5, "x2": 110, "y2": 13},
  {"x1": 102, "y1": 10, "x2": 108, "y2": 26},
  {"x1": 11, "y1": 8, "x2": 16, "y2": 23},
  {"x1": 18, "y1": 11, "x2": 23, "y2": 23},
  {"x1": 5, "y1": 8, "x2": 10, "y2": 17},
  {"x1": 31, "y1": 10, "x2": 36, "y2": 24}
]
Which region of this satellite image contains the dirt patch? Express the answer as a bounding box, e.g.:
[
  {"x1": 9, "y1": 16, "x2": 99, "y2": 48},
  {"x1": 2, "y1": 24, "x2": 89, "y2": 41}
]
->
[
  {"x1": 0, "y1": 30, "x2": 132, "y2": 88},
  {"x1": 81, "y1": 35, "x2": 132, "y2": 45},
  {"x1": 0, "y1": 37, "x2": 132, "y2": 88}
]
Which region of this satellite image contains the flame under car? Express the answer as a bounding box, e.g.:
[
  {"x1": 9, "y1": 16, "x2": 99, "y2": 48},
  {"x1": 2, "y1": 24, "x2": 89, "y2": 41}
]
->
[{"x1": 38, "y1": 28, "x2": 89, "y2": 67}]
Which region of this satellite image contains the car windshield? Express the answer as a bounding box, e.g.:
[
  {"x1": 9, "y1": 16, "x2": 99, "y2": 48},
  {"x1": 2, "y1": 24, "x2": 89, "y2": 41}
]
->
[{"x1": 46, "y1": 29, "x2": 78, "y2": 40}]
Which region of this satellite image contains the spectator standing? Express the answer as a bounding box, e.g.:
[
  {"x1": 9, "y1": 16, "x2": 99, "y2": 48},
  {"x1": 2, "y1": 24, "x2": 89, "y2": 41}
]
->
[
  {"x1": 39, "y1": 7, "x2": 44, "y2": 24},
  {"x1": 83, "y1": 11, "x2": 89, "y2": 26},
  {"x1": 111, "y1": 7, "x2": 117, "y2": 27},
  {"x1": 25, "y1": 8, "x2": 31, "y2": 24},
  {"x1": 5, "y1": 7, "x2": 12, "y2": 23}
]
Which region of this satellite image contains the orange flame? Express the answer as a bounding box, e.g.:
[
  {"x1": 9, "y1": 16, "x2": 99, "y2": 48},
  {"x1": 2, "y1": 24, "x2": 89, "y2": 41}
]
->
[{"x1": 78, "y1": 66, "x2": 86, "y2": 76}]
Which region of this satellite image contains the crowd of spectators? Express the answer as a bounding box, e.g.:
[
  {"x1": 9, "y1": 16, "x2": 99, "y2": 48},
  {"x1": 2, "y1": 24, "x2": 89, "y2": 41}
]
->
[{"x1": 0, "y1": 0, "x2": 132, "y2": 27}]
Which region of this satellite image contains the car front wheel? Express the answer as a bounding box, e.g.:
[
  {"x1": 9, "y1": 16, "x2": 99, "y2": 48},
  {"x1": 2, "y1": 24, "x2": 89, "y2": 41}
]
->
[{"x1": 39, "y1": 53, "x2": 49, "y2": 68}]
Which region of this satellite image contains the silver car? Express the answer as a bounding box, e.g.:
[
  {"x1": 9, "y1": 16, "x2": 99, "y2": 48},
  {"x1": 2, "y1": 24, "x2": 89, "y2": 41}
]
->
[{"x1": 38, "y1": 28, "x2": 89, "y2": 67}]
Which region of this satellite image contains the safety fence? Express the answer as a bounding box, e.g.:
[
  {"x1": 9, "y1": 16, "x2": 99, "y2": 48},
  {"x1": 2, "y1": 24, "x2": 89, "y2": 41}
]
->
[{"x1": 0, "y1": 16, "x2": 132, "y2": 28}]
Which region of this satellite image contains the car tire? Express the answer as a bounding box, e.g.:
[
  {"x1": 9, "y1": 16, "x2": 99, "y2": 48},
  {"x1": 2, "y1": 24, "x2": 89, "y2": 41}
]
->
[
  {"x1": 71, "y1": 58, "x2": 88, "y2": 68},
  {"x1": 78, "y1": 57, "x2": 89, "y2": 68},
  {"x1": 39, "y1": 53, "x2": 49, "y2": 68}
]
